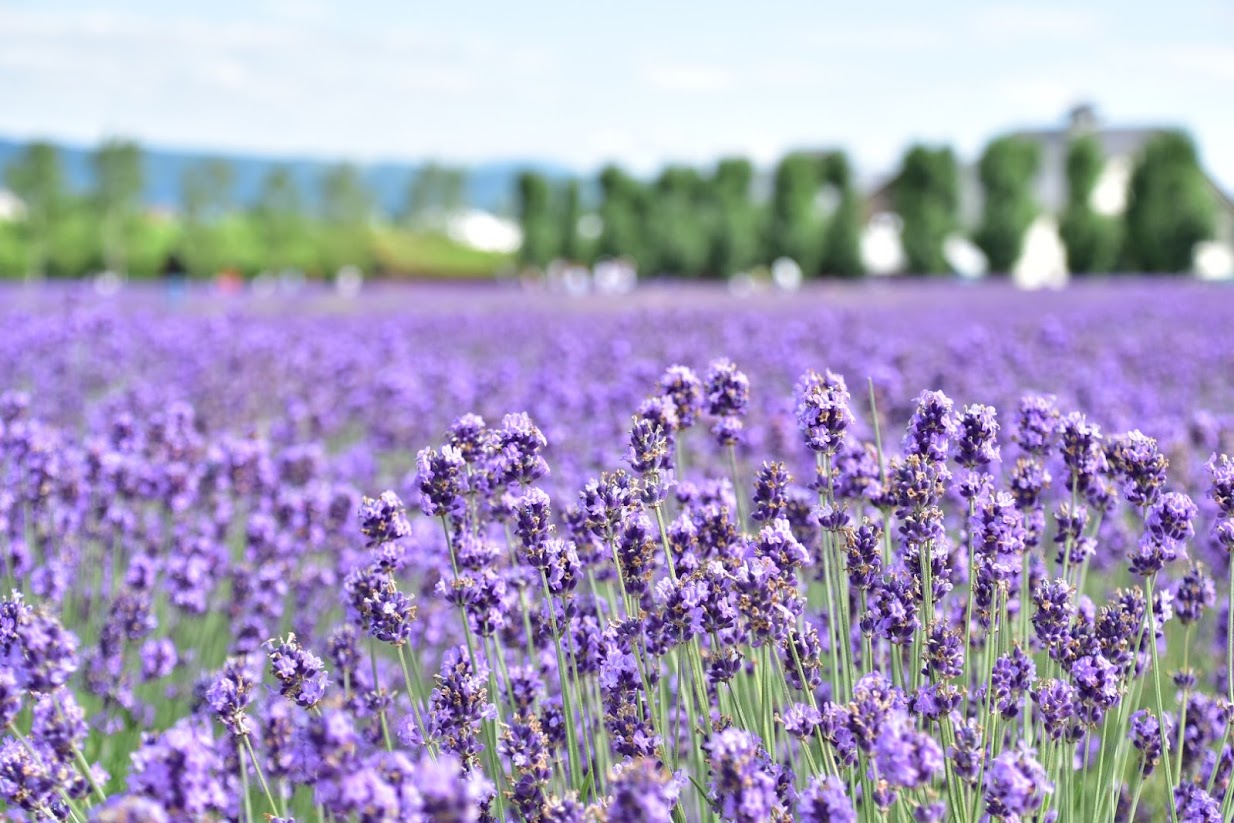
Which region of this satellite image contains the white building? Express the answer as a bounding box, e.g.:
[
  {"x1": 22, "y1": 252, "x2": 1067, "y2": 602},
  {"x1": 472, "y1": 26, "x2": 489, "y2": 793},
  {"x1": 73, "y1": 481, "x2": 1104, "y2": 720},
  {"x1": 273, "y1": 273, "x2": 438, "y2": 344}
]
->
[
  {"x1": 0, "y1": 189, "x2": 25, "y2": 221},
  {"x1": 861, "y1": 105, "x2": 1234, "y2": 283}
]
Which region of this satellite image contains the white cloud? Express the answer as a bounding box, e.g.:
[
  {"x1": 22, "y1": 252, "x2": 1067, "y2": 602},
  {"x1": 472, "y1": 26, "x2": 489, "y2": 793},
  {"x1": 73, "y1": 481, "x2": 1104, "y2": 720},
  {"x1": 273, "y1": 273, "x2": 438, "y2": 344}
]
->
[
  {"x1": 1003, "y1": 78, "x2": 1083, "y2": 114},
  {"x1": 0, "y1": 1, "x2": 1230, "y2": 194},
  {"x1": 968, "y1": 4, "x2": 1099, "y2": 41},
  {"x1": 644, "y1": 64, "x2": 732, "y2": 93},
  {"x1": 1161, "y1": 45, "x2": 1234, "y2": 81}
]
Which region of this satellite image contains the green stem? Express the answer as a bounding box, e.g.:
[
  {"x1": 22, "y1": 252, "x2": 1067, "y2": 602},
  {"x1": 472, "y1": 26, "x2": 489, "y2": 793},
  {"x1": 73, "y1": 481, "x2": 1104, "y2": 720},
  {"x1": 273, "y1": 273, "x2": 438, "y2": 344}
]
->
[
  {"x1": 539, "y1": 569, "x2": 583, "y2": 791},
  {"x1": 239, "y1": 740, "x2": 255, "y2": 823},
  {"x1": 1174, "y1": 624, "x2": 1193, "y2": 784},
  {"x1": 69, "y1": 742, "x2": 107, "y2": 802},
  {"x1": 1145, "y1": 576, "x2": 1179, "y2": 823},
  {"x1": 397, "y1": 644, "x2": 432, "y2": 755},
  {"x1": 369, "y1": 641, "x2": 393, "y2": 751},
  {"x1": 242, "y1": 733, "x2": 283, "y2": 818},
  {"x1": 1126, "y1": 775, "x2": 1147, "y2": 823},
  {"x1": 727, "y1": 444, "x2": 746, "y2": 534}
]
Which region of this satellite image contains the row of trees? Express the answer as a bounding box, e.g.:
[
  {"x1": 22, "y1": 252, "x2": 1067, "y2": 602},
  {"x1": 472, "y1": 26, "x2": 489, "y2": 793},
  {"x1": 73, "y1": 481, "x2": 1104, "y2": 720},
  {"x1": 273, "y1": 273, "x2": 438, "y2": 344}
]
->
[
  {"x1": 516, "y1": 153, "x2": 864, "y2": 279},
  {"x1": 515, "y1": 131, "x2": 1218, "y2": 277},
  {"x1": 2, "y1": 130, "x2": 1218, "y2": 279},
  {"x1": 1, "y1": 141, "x2": 475, "y2": 278}
]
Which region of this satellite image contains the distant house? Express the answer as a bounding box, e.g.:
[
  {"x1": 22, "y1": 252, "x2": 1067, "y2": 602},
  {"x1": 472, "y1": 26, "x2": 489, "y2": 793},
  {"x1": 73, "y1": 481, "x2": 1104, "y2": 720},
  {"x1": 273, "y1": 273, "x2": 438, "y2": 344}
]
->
[
  {"x1": 0, "y1": 188, "x2": 24, "y2": 221},
  {"x1": 862, "y1": 105, "x2": 1234, "y2": 284}
]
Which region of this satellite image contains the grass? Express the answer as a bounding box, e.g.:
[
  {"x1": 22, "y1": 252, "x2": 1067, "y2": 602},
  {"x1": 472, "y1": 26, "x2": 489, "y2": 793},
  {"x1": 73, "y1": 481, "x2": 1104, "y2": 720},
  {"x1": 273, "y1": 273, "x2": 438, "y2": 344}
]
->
[{"x1": 371, "y1": 227, "x2": 512, "y2": 279}]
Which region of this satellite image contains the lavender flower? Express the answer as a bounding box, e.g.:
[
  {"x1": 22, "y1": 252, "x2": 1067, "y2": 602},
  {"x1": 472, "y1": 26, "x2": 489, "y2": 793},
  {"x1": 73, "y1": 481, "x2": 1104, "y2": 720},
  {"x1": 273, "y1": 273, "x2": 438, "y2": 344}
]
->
[
  {"x1": 205, "y1": 657, "x2": 257, "y2": 736},
  {"x1": 266, "y1": 633, "x2": 329, "y2": 710},
  {"x1": 657, "y1": 364, "x2": 704, "y2": 430},
  {"x1": 1145, "y1": 491, "x2": 1198, "y2": 544},
  {"x1": 1032, "y1": 679, "x2": 1077, "y2": 741},
  {"x1": 496, "y1": 412, "x2": 549, "y2": 486},
  {"x1": 140, "y1": 637, "x2": 178, "y2": 681},
  {"x1": 31, "y1": 690, "x2": 87, "y2": 760},
  {"x1": 0, "y1": 669, "x2": 21, "y2": 728},
  {"x1": 358, "y1": 490, "x2": 412, "y2": 547},
  {"x1": 1129, "y1": 709, "x2": 1174, "y2": 775},
  {"x1": 990, "y1": 645, "x2": 1036, "y2": 719},
  {"x1": 903, "y1": 390, "x2": 957, "y2": 463},
  {"x1": 88, "y1": 796, "x2": 173, "y2": 822},
  {"x1": 0, "y1": 739, "x2": 58, "y2": 818},
  {"x1": 922, "y1": 621, "x2": 963, "y2": 681},
  {"x1": 1106, "y1": 430, "x2": 1168, "y2": 506},
  {"x1": 948, "y1": 714, "x2": 984, "y2": 784},
  {"x1": 704, "y1": 359, "x2": 750, "y2": 419},
  {"x1": 408, "y1": 752, "x2": 494, "y2": 822},
  {"x1": 628, "y1": 416, "x2": 671, "y2": 476},
  {"x1": 4, "y1": 603, "x2": 79, "y2": 692},
  {"x1": 608, "y1": 757, "x2": 681, "y2": 823},
  {"x1": 872, "y1": 710, "x2": 944, "y2": 789},
  {"x1": 797, "y1": 775, "x2": 856, "y2": 823},
  {"x1": 781, "y1": 703, "x2": 823, "y2": 740},
  {"x1": 1032, "y1": 578, "x2": 1075, "y2": 650},
  {"x1": 1175, "y1": 564, "x2": 1216, "y2": 625},
  {"x1": 128, "y1": 718, "x2": 228, "y2": 820},
  {"x1": 795, "y1": 369, "x2": 853, "y2": 456},
  {"x1": 705, "y1": 727, "x2": 783, "y2": 823},
  {"x1": 500, "y1": 713, "x2": 551, "y2": 820},
  {"x1": 1013, "y1": 394, "x2": 1060, "y2": 456},
  {"x1": 368, "y1": 586, "x2": 417, "y2": 646},
  {"x1": 1070, "y1": 654, "x2": 1120, "y2": 721},
  {"x1": 983, "y1": 745, "x2": 1052, "y2": 820},
  {"x1": 1174, "y1": 784, "x2": 1221, "y2": 823},
  {"x1": 751, "y1": 461, "x2": 791, "y2": 523},
  {"x1": 430, "y1": 645, "x2": 496, "y2": 769},
  {"x1": 415, "y1": 445, "x2": 467, "y2": 518},
  {"x1": 955, "y1": 403, "x2": 1000, "y2": 469}
]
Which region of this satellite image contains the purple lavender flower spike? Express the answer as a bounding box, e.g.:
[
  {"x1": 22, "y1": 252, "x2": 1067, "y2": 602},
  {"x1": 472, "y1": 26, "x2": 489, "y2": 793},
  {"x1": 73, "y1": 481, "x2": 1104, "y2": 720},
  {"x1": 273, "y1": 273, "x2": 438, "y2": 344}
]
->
[
  {"x1": 797, "y1": 775, "x2": 856, "y2": 823},
  {"x1": 608, "y1": 757, "x2": 681, "y2": 823},
  {"x1": 266, "y1": 633, "x2": 330, "y2": 710},
  {"x1": 795, "y1": 369, "x2": 853, "y2": 457},
  {"x1": 983, "y1": 744, "x2": 1052, "y2": 820}
]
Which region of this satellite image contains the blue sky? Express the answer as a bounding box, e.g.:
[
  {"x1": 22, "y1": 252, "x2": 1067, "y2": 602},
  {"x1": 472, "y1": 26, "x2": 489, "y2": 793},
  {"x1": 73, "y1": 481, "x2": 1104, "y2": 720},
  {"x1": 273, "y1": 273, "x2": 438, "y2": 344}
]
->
[{"x1": 1, "y1": 0, "x2": 1231, "y2": 189}]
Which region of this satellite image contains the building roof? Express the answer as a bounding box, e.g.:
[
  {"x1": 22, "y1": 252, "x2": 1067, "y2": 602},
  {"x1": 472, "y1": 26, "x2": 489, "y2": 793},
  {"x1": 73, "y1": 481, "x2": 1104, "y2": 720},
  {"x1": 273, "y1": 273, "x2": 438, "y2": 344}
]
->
[{"x1": 1006, "y1": 115, "x2": 1167, "y2": 215}]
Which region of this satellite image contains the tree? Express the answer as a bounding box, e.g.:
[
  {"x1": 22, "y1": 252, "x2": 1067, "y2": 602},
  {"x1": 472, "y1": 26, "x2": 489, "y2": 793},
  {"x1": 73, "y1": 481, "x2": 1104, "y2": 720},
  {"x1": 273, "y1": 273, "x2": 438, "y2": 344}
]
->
[
  {"x1": 515, "y1": 170, "x2": 556, "y2": 268},
  {"x1": 180, "y1": 158, "x2": 235, "y2": 277},
  {"x1": 974, "y1": 136, "x2": 1040, "y2": 274},
  {"x1": 3, "y1": 141, "x2": 66, "y2": 278},
  {"x1": 403, "y1": 162, "x2": 467, "y2": 225},
  {"x1": 1058, "y1": 135, "x2": 1120, "y2": 275},
  {"x1": 597, "y1": 165, "x2": 647, "y2": 270},
  {"x1": 892, "y1": 145, "x2": 958, "y2": 275},
  {"x1": 253, "y1": 166, "x2": 308, "y2": 271},
  {"x1": 817, "y1": 152, "x2": 864, "y2": 278},
  {"x1": 646, "y1": 165, "x2": 709, "y2": 276},
  {"x1": 707, "y1": 157, "x2": 761, "y2": 279},
  {"x1": 558, "y1": 179, "x2": 583, "y2": 262},
  {"x1": 766, "y1": 153, "x2": 820, "y2": 273},
  {"x1": 1123, "y1": 131, "x2": 1215, "y2": 272},
  {"x1": 319, "y1": 164, "x2": 375, "y2": 272},
  {"x1": 91, "y1": 139, "x2": 144, "y2": 275}
]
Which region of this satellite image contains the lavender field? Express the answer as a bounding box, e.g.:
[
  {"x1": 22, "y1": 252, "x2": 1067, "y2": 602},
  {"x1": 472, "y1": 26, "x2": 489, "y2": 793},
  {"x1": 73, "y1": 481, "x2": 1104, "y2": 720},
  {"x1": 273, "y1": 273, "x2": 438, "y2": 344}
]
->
[{"x1": 2, "y1": 280, "x2": 1234, "y2": 822}]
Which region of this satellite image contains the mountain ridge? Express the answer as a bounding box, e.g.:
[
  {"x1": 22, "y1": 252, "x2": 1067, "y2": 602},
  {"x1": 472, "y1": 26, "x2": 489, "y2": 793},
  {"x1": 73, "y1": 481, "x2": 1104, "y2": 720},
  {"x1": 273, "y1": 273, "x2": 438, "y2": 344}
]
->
[{"x1": 0, "y1": 137, "x2": 579, "y2": 215}]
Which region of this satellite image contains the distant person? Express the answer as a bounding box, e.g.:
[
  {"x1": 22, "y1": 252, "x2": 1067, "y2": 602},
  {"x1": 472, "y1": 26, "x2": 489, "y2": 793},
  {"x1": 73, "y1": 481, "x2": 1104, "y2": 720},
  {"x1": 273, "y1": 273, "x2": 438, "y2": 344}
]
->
[
  {"x1": 161, "y1": 253, "x2": 189, "y2": 304},
  {"x1": 216, "y1": 268, "x2": 244, "y2": 295}
]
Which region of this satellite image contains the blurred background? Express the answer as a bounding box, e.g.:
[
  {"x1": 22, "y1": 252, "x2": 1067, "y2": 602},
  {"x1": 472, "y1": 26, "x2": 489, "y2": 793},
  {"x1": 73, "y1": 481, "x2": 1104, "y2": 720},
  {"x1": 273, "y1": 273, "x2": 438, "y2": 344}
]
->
[{"x1": 0, "y1": 0, "x2": 1231, "y2": 288}]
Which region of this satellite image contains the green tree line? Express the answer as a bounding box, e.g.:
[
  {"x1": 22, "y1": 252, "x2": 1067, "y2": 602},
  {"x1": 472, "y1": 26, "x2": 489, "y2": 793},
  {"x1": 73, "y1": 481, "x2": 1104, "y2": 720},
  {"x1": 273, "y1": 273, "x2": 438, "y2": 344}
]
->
[
  {"x1": 0, "y1": 142, "x2": 497, "y2": 279},
  {"x1": 515, "y1": 130, "x2": 1217, "y2": 278},
  {"x1": 0, "y1": 131, "x2": 1218, "y2": 280}
]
